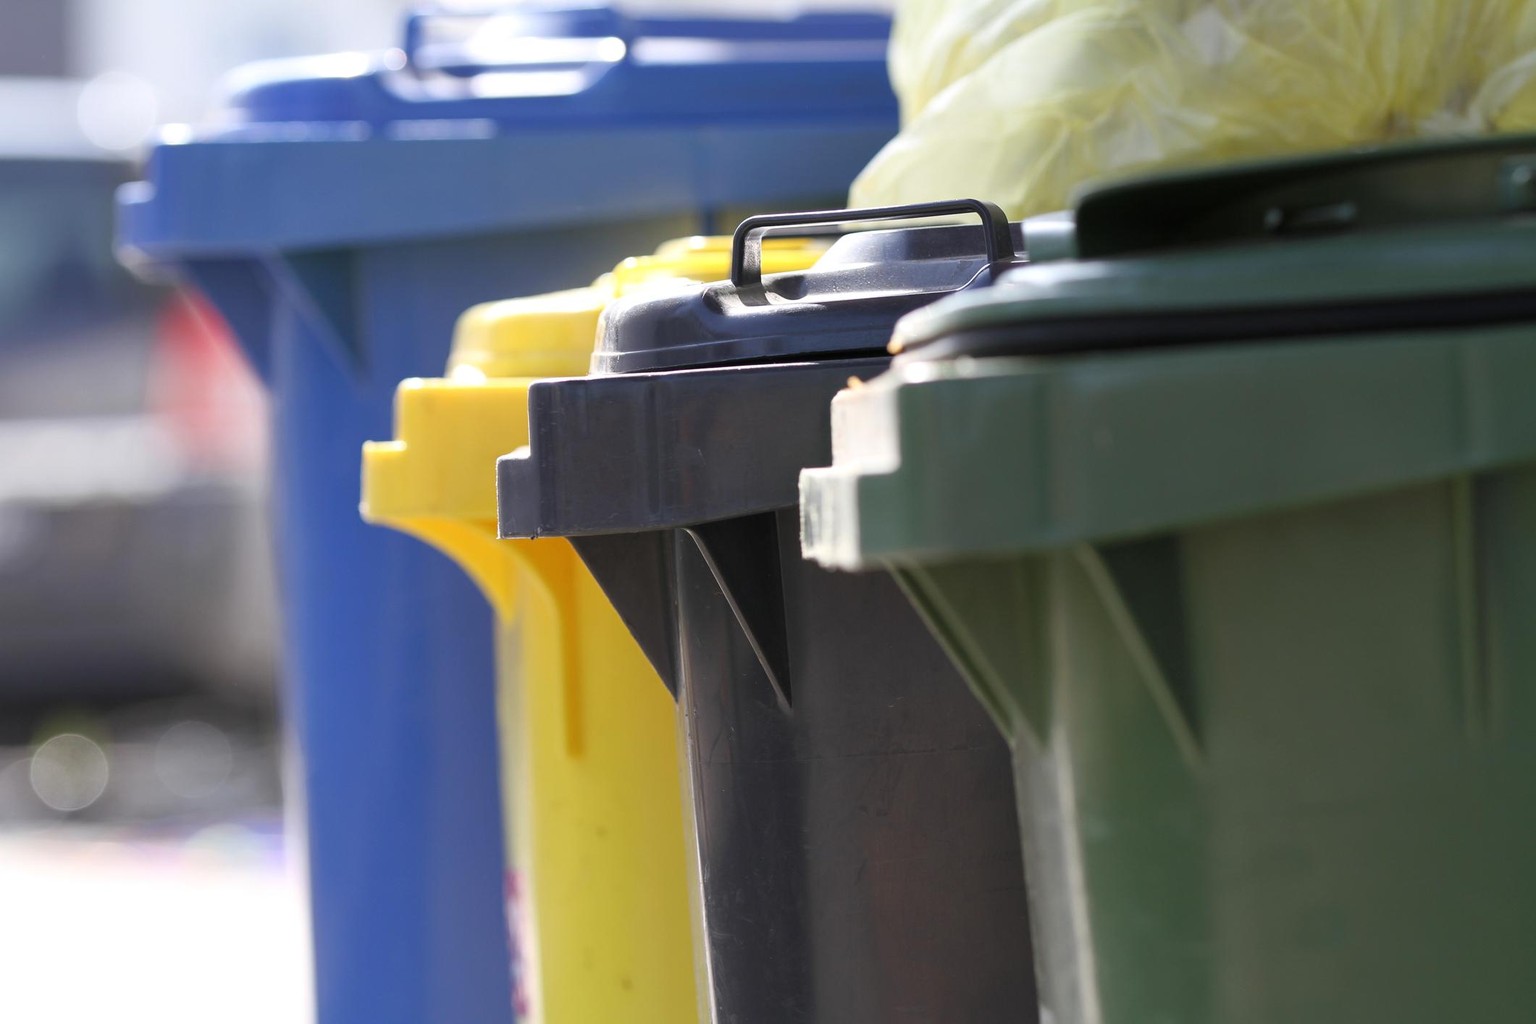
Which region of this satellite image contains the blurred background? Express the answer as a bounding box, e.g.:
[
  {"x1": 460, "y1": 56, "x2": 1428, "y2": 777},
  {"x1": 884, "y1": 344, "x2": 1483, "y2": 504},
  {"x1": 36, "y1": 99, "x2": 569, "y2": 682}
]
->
[{"x1": 0, "y1": 1, "x2": 410, "y2": 1021}]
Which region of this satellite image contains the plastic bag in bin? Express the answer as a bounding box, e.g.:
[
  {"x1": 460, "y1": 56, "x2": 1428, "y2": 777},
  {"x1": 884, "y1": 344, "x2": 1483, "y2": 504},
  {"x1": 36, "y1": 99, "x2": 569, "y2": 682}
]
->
[{"x1": 855, "y1": 0, "x2": 1536, "y2": 218}]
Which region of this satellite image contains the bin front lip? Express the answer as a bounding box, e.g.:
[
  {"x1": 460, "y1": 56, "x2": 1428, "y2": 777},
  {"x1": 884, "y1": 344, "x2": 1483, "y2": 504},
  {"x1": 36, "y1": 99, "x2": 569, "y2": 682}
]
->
[
  {"x1": 497, "y1": 357, "x2": 887, "y2": 540},
  {"x1": 800, "y1": 323, "x2": 1536, "y2": 572}
]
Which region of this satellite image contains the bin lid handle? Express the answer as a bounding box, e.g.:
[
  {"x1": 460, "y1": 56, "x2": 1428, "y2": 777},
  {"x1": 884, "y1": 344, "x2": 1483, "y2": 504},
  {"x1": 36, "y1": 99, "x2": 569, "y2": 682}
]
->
[
  {"x1": 402, "y1": 7, "x2": 635, "y2": 76},
  {"x1": 730, "y1": 199, "x2": 1016, "y2": 290}
]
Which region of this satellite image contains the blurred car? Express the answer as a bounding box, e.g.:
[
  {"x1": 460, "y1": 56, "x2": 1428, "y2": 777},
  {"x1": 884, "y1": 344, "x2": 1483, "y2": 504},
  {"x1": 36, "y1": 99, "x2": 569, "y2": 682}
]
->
[{"x1": 0, "y1": 118, "x2": 276, "y2": 712}]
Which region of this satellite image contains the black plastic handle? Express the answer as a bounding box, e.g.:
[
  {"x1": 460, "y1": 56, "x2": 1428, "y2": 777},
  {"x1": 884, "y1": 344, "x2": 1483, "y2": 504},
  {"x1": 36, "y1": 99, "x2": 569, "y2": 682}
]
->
[{"x1": 730, "y1": 199, "x2": 1016, "y2": 289}]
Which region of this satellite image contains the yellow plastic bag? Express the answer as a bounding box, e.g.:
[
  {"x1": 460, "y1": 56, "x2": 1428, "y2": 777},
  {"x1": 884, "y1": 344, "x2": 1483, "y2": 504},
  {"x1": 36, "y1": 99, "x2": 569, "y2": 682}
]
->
[
  {"x1": 361, "y1": 236, "x2": 825, "y2": 1024},
  {"x1": 856, "y1": 0, "x2": 1536, "y2": 219}
]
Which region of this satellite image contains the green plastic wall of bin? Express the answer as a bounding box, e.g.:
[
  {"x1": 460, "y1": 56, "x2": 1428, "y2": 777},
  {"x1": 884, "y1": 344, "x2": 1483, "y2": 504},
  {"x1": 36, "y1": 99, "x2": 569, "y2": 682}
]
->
[{"x1": 800, "y1": 134, "x2": 1536, "y2": 1024}]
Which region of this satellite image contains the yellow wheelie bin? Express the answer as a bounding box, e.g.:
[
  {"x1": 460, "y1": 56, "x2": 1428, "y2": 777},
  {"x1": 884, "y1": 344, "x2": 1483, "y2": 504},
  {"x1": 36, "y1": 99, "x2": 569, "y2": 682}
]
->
[{"x1": 360, "y1": 236, "x2": 824, "y2": 1024}]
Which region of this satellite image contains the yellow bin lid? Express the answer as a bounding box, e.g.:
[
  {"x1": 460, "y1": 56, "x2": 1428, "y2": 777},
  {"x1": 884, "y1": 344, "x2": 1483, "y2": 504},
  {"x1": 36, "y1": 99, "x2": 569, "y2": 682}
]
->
[{"x1": 362, "y1": 235, "x2": 823, "y2": 527}]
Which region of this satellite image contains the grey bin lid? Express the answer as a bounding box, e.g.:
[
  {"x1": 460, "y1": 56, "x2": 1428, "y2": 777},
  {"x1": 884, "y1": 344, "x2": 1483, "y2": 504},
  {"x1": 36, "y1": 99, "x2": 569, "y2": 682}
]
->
[
  {"x1": 501, "y1": 200, "x2": 1052, "y2": 541},
  {"x1": 590, "y1": 199, "x2": 1026, "y2": 373}
]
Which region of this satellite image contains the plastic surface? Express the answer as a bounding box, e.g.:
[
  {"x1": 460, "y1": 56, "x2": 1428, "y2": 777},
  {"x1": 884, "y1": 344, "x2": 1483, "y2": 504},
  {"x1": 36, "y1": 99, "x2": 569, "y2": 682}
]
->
[
  {"x1": 498, "y1": 215, "x2": 1037, "y2": 1023},
  {"x1": 592, "y1": 201, "x2": 1024, "y2": 373},
  {"x1": 116, "y1": 11, "x2": 899, "y2": 1023},
  {"x1": 799, "y1": 136, "x2": 1536, "y2": 1024},
  {"x1": 360, "y1": 237, "x2": 823, "y2": 1024},
  {"x1": 853, "y1": 0, "x2": 1536, "y2": 218}
]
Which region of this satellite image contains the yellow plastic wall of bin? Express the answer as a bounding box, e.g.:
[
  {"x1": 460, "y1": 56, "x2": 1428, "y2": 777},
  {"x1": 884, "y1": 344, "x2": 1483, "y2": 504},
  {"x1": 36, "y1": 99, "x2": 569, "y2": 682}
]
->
[{"x1": 361, "y1": 235, "x2": 824, "y2": 1023}]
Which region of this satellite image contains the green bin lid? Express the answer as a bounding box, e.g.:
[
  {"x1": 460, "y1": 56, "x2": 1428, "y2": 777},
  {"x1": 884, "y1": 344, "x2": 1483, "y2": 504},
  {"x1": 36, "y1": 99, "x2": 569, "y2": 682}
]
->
[{"x1": 892, "y1": 133, "x2": 1536, "y2": 360}]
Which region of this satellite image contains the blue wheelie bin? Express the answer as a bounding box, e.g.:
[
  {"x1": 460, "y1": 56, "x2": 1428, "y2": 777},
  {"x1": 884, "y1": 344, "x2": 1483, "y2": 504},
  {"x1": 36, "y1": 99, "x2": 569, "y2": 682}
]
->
[{"x1": 116, "y1": 8, "x2": 896, "y2": 1022}]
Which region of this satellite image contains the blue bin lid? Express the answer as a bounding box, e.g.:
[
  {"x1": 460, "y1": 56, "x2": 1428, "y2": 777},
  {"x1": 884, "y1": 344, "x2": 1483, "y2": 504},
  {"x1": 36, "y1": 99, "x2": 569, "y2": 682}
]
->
[
  {"x1": 218, "y1": 5, "x2": 892, "y2": 130},
  {"x1": 120, "y1": 3, "x2": 898, "y2": 256}
]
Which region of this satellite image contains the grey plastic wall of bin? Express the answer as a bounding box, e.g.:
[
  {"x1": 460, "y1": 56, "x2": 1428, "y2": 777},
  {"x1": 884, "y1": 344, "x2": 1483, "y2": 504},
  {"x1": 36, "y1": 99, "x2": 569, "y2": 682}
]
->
[{"x1": 499, "y1": 203, "x2": 1046, "y2": 1024}]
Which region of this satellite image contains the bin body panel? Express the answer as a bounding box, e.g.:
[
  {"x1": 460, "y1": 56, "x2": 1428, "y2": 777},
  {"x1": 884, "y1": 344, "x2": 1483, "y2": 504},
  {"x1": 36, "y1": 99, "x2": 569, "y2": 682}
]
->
[
  {"x1": 502, "y1": 353, "x2": 1039, "y2": 1023},
  {"x1": 897, "y1": 466, "x2": 1536, "y2": 1024},
  {"x1": 672, "y1": 510, "x2": 1034, "y2": 1023},
  {"x1": 496, "y1": 541, "x2": 697, "y2": 1023}
]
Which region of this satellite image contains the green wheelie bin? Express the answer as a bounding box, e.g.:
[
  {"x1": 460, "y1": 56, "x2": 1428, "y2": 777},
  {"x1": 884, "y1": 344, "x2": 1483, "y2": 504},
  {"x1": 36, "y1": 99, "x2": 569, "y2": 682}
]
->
[{"x1": 801, "y1": 133, "x2": 1536, "y2": 1024}]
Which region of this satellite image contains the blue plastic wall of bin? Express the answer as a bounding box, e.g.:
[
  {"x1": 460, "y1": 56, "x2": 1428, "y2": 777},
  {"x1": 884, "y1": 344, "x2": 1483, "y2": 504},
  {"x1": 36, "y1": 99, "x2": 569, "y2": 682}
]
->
[{"x1": 116, "y1": 8, "x2": 897, "y2": 1023}]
